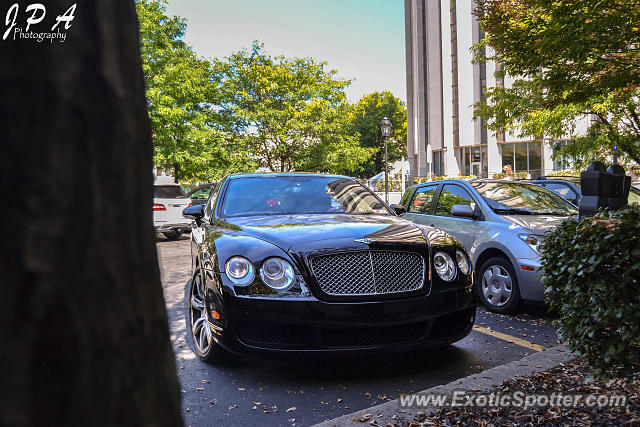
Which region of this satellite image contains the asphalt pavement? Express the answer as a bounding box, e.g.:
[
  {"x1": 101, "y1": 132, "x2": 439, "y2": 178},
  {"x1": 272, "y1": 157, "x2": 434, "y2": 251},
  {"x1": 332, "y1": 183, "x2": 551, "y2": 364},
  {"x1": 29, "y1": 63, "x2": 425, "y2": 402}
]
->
[{"x1": 157, "y1": 236, "x2": 559, "y2": 427}]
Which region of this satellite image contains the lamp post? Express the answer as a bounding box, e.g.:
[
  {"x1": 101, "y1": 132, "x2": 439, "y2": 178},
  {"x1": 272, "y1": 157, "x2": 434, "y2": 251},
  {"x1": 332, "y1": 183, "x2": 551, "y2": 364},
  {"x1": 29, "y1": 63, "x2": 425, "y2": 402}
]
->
[{"x1": 379, "y1": 117, "x2": 392, "y2": 204}]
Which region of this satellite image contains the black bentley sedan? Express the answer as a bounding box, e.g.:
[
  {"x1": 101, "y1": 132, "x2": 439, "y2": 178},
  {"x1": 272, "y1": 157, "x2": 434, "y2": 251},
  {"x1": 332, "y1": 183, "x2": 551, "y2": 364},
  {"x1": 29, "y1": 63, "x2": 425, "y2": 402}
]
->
[{"x1": 182, "y1": 173, "x2": 476, "y2": 363}]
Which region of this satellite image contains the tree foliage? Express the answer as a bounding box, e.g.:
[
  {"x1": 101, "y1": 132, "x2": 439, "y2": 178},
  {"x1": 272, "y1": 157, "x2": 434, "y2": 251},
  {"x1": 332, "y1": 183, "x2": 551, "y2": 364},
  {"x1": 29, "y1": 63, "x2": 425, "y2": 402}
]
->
[
  {"x1": 474, "y1": 0, "x2": 640, "y2": 168},
  {"x1": 346, "y1": 91, "x2": 407, "y2": 178},
  {"x1": 137, "y1": 2, "x2": 405, "y2": 180},
  {"x1": 215, "y1": 42, "x2": 374, "y2": 174},
  {"x1": 137, "y1": 0, "x2": 254, "y2": 182}
]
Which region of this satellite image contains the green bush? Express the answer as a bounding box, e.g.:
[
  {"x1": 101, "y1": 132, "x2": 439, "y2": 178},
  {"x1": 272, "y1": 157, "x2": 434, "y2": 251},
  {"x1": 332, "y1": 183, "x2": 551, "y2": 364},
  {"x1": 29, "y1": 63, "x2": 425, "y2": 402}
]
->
[
  {"x1": 540, "y1": 205, "x2": 640, "y2": 378},
  {"x1": 375, "y1": 179, "x2": 402, "y2": 192},
  {"x1": 492, "y1": 171, "x2": 530, "y2": 180},
  {"x1": 413, "y1": 175, "x2": 475, "y2": 184},
  {"x1": 547, "y1": 169, "x2": 580, "y2": 177}
]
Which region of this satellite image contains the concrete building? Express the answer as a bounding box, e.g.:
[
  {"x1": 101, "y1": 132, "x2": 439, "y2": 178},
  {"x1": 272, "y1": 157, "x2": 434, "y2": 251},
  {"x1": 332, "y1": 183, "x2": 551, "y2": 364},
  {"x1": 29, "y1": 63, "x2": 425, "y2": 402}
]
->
[{"x1": 404, "y1": 0, "x2": 588, "y2": 180}]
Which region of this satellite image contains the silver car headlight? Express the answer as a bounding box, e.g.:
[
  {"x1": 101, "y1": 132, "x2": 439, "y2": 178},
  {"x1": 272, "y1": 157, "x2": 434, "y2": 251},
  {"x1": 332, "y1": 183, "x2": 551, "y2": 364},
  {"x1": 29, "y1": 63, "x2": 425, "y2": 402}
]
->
[
  {"x1": 260, "y1": 257, "x2": 295, "y2": 291},
  {"x1": 433, "y1": 251, "x2": 456, "y2": 281},
  {"x1": 225, "y1": 256, "x2": 255, "y2": 286},
  {"x1": 518, "y1": 234, "x2": 544, "y2": 255},
  {"x1": 455, "y1": 250, "x2": 471, "y2": 275}
]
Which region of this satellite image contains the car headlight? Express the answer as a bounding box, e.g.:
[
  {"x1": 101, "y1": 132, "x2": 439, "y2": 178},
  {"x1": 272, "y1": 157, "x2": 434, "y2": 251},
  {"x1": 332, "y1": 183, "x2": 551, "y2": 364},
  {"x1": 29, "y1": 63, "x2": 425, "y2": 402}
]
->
[
  {"x1": 518, "y1": 234, "x2": 544, "y2": 255},
  {"x1": 225, "y1": 256, "x2": 255, "y2": 286},
  {"x1": 433, "y1": 251, "x2": 456, "y2": 281},
  {"x1": 260, "y1": 257, "x2": 295, "y2": 291},
  {"x1": 455, "y1": 250, "x2": 471, "y2": 275}
]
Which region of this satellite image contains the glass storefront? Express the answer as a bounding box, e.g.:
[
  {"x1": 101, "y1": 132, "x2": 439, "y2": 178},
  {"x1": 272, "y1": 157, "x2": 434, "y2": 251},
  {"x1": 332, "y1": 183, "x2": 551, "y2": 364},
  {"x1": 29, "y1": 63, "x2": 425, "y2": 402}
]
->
[
  {"x1": 459, "y1": 145, "x2": 488, "y2": 178},
  {"x1": 501, "y1": 141, "x2": 542, "y2": 176}
]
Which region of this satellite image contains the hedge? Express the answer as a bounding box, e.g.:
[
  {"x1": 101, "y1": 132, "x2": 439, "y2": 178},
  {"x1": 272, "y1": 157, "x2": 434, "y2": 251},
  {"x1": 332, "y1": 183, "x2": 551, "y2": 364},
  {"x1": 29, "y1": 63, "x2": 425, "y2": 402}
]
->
[{"x1": 540, "y1": 205, "x2": 640, "y2": 378}]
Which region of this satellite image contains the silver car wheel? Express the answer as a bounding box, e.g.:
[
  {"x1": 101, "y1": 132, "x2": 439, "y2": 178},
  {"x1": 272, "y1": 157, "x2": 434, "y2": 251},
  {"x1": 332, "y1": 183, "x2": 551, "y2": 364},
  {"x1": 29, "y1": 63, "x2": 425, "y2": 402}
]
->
[
  {"x1": 190, "y1": 273, "x2": 212, "y2": 355},
  {"x1": 481, "y1": 265, "x2": 513, "y2": 307}
]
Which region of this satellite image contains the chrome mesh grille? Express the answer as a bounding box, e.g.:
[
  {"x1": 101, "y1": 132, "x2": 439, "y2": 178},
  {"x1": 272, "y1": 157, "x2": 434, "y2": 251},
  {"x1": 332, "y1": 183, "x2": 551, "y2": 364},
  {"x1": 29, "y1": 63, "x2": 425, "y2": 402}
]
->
[{"x1": 310, "y1": 251, "x2": 425, "y2": 296}]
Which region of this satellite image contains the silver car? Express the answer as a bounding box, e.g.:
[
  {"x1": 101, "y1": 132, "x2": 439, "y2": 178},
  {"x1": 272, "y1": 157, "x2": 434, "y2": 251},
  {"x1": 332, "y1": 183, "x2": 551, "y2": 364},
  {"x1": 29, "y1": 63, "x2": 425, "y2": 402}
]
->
[{"x1": 399, "y1": 179, "x2": 578, "y2": 313}]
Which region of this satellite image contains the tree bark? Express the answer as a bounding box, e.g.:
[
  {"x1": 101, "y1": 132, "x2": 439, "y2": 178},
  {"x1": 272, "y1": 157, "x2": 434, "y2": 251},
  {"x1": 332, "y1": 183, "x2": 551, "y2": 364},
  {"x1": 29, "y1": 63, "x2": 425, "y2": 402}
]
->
[{"x1": 0, "y1": 1, "x2": 182, "y2": 426}]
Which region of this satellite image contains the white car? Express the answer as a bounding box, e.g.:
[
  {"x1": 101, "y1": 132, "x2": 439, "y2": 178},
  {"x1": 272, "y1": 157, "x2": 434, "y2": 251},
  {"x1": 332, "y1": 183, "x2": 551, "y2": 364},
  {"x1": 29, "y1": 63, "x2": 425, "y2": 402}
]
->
[{"x1": 153, "y1": 179, "x2": 192, "y2": 239}]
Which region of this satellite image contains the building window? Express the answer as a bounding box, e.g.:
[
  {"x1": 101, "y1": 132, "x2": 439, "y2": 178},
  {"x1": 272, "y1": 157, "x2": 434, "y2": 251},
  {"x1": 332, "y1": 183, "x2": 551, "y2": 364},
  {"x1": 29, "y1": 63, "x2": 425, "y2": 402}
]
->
[
  {"x1": 501, "y1": 141, "x2": 543, "y2": 176},
  {"x1": 433, "y1": 150, "x2": 444, "y2": 176},
  {"x1": 458, "y1": 145, "x2": 488, "y2": 178},
  {"x1": 551, "y1": 140, "x2": 575, "y2": 170}
]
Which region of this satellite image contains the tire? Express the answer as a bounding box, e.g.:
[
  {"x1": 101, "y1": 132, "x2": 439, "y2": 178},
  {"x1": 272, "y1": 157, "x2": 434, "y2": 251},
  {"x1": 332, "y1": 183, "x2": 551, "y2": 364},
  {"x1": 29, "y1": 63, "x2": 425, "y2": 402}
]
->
[
  {"x1": 476, "y1": 256, "x2": 521, "y2": 314},
  {"x1": 188, "y1": 269, "x2": 232, "y2": 364},
  {"x1": 163, "y1": 230, "x2": 182, "y2": 240}
]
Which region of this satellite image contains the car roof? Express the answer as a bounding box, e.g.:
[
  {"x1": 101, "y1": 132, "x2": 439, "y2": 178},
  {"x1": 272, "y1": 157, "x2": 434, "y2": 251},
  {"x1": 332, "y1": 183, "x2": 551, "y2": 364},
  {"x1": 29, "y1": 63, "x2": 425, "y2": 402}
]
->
[
  {"x1": 413, "y1": 178, "x2": 529, "y2": 187},
  {"x1": 226, "y1": 172, "x2": 352, "y2": 180},
  {"x1": 407, "y1": 178, "x2": 551, "y2": 194},
  {"x1": 531, "y1": 176, "x2": 580, "y2": 182}
]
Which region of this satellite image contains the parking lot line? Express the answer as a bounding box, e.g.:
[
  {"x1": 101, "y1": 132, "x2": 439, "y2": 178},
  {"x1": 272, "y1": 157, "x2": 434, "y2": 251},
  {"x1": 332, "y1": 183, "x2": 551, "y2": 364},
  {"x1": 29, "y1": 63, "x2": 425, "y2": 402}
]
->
[{"x1": 472, "y1": 325, "x2": 545, "y2": 352}]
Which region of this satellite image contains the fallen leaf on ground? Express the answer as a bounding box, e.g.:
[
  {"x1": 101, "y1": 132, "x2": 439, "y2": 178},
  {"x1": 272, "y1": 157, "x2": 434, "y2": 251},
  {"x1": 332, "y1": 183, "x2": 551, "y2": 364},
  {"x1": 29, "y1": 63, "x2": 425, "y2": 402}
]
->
[{"x1": 352, "y1": 413, "x2": 372, "y2": 422}]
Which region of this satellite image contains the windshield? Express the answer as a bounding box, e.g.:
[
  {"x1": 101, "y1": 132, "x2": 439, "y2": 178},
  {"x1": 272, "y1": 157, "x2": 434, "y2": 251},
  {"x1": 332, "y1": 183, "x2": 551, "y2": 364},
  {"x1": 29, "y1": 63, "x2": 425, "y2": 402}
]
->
[
  {"x1": 221, "y1": 176, "x2": 391, "y2": 217},
  {"x1": 471, "y1": 181, "x2": 578, "y2": 216},
  {"x1": 154, "y1": 185, "x2": 186, "y2": 198}
]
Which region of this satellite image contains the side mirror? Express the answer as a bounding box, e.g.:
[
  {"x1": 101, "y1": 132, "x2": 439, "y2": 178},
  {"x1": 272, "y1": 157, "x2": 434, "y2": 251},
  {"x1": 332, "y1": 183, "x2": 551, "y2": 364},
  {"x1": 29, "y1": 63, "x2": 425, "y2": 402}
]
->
[
  {"x1": 389, "y1": 203, "x2": 407, "y2": 216},
  {"x1": 451, "y1": 204, "x2": 475, "y2": 218},
  {"x1": 183, "y1": 204, "x2": 204, "y2": 221}
]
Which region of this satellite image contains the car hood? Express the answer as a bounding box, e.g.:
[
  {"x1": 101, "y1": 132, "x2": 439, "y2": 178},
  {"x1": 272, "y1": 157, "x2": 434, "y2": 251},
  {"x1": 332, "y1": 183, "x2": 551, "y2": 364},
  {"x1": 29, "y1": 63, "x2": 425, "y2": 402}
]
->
[
  {"x1": 501, "y1": 214, "x2": 571, "y2": 233},
  {"x1": 226, "y1": 214, "x2": 427, "y2": 250}
]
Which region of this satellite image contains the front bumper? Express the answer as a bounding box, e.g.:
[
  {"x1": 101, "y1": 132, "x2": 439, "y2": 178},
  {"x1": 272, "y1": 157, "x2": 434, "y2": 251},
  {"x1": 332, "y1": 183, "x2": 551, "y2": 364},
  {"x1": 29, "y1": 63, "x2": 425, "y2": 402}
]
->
[
  {"x1": 154, "y1": 222, "x2": 192, "y2": 233},
  {"x1": 514, "y1": 257, "x2": 544, "y2": 302},
  {"x1": 209, "y1": 286, "x2": 476, "y2": 358}
]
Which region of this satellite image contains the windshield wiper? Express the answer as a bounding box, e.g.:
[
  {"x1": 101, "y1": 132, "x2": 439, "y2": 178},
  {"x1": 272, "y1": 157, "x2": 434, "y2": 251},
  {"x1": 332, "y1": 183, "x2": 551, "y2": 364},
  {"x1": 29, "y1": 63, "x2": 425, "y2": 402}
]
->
[
  {"x1": 493, "y1": 208, "x2": 535, "y2": 215},
  {"x1": 536, "y1": 211, "x2": 573, "y2": 216}
]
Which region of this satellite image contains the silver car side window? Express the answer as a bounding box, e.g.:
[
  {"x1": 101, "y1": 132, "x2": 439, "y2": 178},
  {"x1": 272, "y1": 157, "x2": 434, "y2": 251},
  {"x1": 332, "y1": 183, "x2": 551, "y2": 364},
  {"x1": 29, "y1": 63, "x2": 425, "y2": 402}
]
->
[
  {"x1": 408, "y1": 186, "x2": 437, "y2": 213},
  {"x1": 435, "y1": 184, "x2": 476, "y2": 216}
]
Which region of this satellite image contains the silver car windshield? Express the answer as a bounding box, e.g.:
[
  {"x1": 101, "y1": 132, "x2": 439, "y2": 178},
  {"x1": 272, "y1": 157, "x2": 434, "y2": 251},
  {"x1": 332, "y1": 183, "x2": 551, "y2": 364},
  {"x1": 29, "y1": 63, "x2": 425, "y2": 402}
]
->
[
  {"x1": 221, "y1": 176, "x2": 392, "y2": 217},
  {"x1": 471, "y1": 181, "x2": 578, "y2": 216}
]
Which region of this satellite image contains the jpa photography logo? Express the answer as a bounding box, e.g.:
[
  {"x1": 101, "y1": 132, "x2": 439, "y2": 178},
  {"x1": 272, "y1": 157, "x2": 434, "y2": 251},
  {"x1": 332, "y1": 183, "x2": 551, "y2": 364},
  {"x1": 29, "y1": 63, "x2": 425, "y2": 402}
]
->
[{"x1": 3, "y1": 3, "x2": 76, "y2": 43}]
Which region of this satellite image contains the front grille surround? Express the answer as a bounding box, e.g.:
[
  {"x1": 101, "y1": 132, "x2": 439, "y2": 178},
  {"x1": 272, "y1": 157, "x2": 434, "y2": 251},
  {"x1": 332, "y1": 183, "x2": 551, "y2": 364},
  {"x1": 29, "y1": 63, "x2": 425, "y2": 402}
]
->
[{"x1": 309, "y1": 250, "x2": 426, "y2": 297}]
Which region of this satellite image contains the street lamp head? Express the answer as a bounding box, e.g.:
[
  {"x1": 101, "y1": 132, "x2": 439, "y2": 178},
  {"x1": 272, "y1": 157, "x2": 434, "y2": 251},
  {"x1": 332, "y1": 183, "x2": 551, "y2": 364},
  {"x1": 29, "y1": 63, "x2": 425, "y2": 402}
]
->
[{"x1": 380, "y1": 117, "x2": 392, "y2": 138}]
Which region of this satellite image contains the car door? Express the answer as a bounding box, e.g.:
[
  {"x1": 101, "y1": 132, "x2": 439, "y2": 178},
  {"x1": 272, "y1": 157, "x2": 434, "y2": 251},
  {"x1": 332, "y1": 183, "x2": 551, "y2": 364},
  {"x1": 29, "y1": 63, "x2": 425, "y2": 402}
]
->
[
  {"x1": 402, "y1": 184, "x2": 439, "y2": 226},
  {"x1": 428, "y1": 183, "x2": 479, "y2": 251}
]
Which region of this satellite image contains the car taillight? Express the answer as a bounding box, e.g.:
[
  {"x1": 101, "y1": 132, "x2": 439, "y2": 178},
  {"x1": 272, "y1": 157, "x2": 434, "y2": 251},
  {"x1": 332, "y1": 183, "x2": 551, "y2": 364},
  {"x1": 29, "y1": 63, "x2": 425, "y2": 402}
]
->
[
  {"x1": 153, "y1": 203, "x2": 166, "y2": 211},
  {"x1": 188, "y1": 202, "x2": 193, "y2": 207}
]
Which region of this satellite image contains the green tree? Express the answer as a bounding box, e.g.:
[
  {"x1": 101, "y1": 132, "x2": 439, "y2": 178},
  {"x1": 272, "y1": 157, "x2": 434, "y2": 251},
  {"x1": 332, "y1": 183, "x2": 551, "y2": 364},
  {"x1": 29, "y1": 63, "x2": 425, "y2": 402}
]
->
[
  {"x1": 347, "y1": 91, "x2": 407, "y2": 178},
  {"x1": 137, "y1": 0, "x2": 251, "y2": 182},
  {"x1": 215, "y1": 42, "x2": 374, "y2": 174},
  {"x1": 474, "y1": 0, "x2": 640, "y2": 168}
]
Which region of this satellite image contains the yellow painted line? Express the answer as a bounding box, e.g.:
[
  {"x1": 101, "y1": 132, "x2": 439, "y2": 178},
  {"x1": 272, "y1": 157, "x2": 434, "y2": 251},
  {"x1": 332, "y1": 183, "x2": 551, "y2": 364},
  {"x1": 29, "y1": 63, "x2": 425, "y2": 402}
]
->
[{"x1": 472, "y1": 325, "x2": 545, "y2": 352}]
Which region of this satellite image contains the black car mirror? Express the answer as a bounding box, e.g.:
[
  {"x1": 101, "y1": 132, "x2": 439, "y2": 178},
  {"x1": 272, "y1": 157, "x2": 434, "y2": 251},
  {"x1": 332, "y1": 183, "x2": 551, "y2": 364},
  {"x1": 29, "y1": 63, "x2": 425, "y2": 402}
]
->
[
  {"x1": 183, "y1": 204, "x2": 204, "y2": 221},
  {"x1": 451, "y1": 204, "x2": 475, "y2": 218},
  {"x1": 389, "y1": 204, "x2": 407, "y2": 216}
]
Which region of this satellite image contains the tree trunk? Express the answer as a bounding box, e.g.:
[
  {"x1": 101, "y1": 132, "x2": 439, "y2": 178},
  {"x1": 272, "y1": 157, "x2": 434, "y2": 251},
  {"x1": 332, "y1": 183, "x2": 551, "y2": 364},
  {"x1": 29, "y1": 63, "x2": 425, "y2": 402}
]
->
[
  {"x1": 0, "y1": 1, "x2": 182, "y2": 426},
  {"x1": 174, "y1": 163, "x2": 180, "y2": 183}
]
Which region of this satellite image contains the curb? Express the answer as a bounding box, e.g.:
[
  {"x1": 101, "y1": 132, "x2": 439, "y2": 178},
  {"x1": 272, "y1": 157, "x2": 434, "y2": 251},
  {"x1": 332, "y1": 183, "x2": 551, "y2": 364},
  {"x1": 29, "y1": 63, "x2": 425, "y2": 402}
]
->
[{"x1": 314, "y1": 343, "x2": 573, "y2": 426}]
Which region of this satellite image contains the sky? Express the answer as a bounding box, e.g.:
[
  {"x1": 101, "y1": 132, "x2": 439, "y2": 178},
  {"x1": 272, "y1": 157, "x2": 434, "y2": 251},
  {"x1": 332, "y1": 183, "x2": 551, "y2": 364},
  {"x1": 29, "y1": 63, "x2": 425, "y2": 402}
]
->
[{"x1": 164, "y1": 0, "x2": 407, "y2": 103}]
